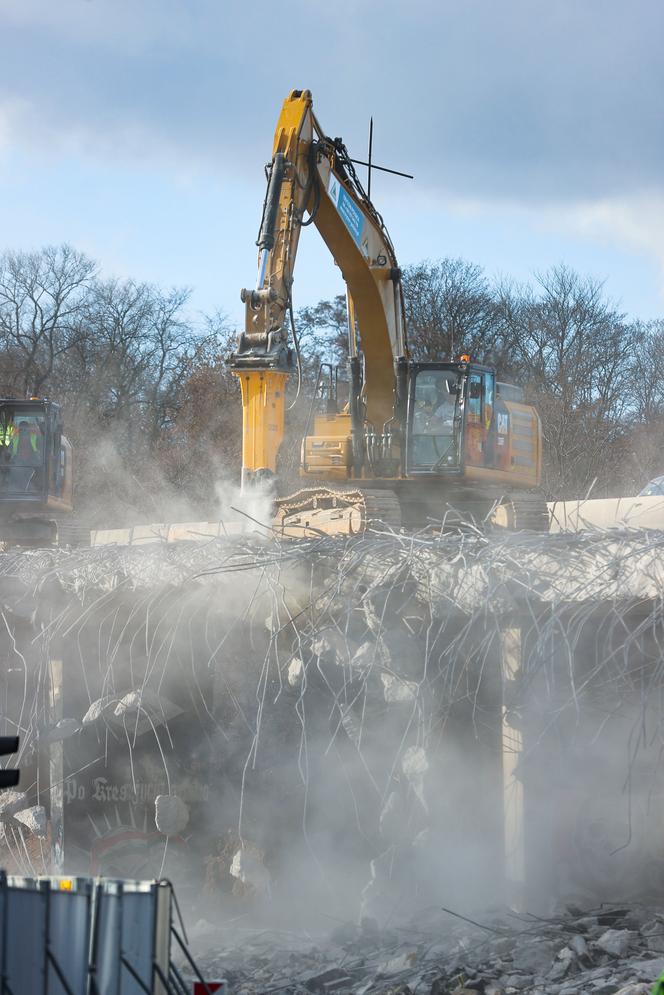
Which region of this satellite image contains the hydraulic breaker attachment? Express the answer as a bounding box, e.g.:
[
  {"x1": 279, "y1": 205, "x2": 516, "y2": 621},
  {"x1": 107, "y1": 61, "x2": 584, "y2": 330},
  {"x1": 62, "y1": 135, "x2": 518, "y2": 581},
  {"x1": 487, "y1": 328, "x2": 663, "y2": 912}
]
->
[{"x1": 234, "y1": 369, "x2": 288, "y2": 489}]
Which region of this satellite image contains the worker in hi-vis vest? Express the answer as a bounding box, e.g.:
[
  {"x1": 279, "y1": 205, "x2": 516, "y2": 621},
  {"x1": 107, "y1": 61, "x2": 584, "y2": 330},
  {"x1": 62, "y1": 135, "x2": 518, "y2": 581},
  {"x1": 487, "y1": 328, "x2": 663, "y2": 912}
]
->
[
  {"x1": 13, "y1": 421, "x2": 41, "y2": 462},
  {"x1": 0, "y1": 421, "x2": 42, "y2": 463}
]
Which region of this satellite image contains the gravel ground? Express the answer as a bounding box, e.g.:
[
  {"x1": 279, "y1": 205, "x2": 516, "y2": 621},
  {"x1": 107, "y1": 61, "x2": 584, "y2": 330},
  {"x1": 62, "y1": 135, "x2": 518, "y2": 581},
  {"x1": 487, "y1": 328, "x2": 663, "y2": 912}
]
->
[{"x1": 181, "y1": 905, "x2": 664, "y2": 995}]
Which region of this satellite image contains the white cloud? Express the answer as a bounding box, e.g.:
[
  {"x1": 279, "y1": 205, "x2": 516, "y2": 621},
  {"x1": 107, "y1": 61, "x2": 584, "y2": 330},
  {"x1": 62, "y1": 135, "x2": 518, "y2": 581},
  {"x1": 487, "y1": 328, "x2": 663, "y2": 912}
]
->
[
  {"x1": 381, "y1": 183, "x2": 664, "y2": 313},
  {"x1": 1, "y1": 0, "x2": 662, "y2": 201},
  {"x1": 565, "y1": 194, "x2": 664, "y2": 272}
]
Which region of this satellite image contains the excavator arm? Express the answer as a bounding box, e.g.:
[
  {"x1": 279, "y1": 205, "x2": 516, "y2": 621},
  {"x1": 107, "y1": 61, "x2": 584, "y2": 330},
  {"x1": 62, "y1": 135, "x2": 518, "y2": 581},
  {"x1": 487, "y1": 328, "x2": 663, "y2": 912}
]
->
[{"x1": 230, "y1": 89, "x2": 408, "y2": 487}]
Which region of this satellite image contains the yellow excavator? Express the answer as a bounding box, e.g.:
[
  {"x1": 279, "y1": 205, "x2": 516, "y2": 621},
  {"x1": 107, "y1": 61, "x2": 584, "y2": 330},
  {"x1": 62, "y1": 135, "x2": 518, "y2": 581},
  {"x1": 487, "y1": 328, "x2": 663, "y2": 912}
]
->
[{"x1": 230, "y1": 89, "x2": 545, "y2": 535}]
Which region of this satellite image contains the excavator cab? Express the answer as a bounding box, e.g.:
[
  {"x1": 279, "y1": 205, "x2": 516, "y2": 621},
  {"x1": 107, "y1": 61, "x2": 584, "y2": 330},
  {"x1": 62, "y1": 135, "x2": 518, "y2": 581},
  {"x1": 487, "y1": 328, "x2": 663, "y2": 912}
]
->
[
  {"x1": 0, "y1": 399, "x2": 73, "y2": 544},
  {"x1": 405, "y1": 360, "x2": 540, "y2": 488},
  {"x1": 407, "y1": 366, "x2": 462, "y2": 473}
]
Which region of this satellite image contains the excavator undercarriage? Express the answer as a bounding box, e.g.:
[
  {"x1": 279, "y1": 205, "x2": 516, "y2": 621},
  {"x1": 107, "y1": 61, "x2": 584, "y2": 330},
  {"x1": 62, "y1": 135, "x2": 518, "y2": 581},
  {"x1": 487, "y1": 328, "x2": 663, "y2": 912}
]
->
[{"x1": 273, "y1": 484, "x2": 549, "y2": 539}]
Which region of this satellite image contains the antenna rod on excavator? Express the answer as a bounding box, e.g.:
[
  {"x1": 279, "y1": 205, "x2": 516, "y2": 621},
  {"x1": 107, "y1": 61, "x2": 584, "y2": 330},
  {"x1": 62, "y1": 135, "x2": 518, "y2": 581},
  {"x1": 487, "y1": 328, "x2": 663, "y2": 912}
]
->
[
  {"x1": 367, "y1": 117, "x2": 373, "y2": 200},
  {"x1": 349, "y1": 159, "x2": 414, "y2": 180}
]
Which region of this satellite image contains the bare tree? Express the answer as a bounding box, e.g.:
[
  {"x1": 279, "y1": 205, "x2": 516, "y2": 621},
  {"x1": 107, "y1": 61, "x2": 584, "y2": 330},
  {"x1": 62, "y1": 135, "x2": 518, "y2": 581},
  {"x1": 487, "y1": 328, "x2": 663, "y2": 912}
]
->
[
  {"x1": 141, "y1": 286, "x2": 194, "y2": 444},
  {"x1": 294, "y1": 294, "x2": 349, "y2": 368},
  {"x1": 403, "y1": 258, "x2": 503, "y2": 364},
  {"x1": 163, "y1": 312, "x2": 242, "y2": 502},
  {"x1": 0, "y1": 245, "x2": 96, "y2": 395},
  {"x1": 499, "y1": 265, "x2": 635, "y2": 496},
  {"x1": 53, "y1": 276, "x2": 200, "y2": 520},
  {"x1": 0, "y1": 243, "x2": 656, "y2": 518},
  {"x1": 627, "y1": 320, "x2": 664, "y2": 424}
]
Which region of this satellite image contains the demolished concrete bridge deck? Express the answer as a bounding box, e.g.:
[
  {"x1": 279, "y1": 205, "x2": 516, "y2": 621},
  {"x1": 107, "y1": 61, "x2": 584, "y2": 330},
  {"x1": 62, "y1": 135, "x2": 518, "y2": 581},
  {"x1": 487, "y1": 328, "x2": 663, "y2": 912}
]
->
[{"x1": 1, "y1": 526, "x2": 664, "y2": 917}]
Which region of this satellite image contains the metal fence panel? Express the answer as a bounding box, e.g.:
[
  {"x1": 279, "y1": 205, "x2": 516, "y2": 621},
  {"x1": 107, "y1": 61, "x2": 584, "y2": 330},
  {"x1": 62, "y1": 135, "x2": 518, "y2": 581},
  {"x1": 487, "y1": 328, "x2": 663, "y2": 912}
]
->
[
  {"x1": 153, "y1": 884, "x2": 170, "y2": 995},
  {"x1": 0, "y1": 873, "x2": 178, "y2": 995},
  {"x1": 48, "y1": 880, "x2": 93, "y2": 995},
  {"x1": 1, "y1": 878, "x2": 48, "y2": 995},
  {"x1": 94, "y1": 881, "x2": 123, "y2": 995},
  {"x1": 94, "y1": 879, "x2": 170, "y2": 995},
  {"x1": 119, "y1": 887, "x2": 156, "y2": 994}
]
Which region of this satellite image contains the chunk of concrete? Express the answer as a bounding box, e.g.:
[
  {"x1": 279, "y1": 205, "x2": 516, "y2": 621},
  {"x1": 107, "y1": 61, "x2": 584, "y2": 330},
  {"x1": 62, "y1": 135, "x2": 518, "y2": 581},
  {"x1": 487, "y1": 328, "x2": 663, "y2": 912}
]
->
[
  {"x1": 13, "y1": 806, "x2": 47, "y2": 837},
  {"x1": 401, "y1": 746, "x2": 429, "y2": 809},
  {"x1": 154, "y1": 794, "x2": 189, "y2": 835},
  {"x1": 311, "y1": 629, "x2": 347, "y2": 663},
  {"x1": 82, "y1": 696, "x2": 115, "y2": 724},
  {"x1": 625, "y1": 958, "x2": 664, "y2": 981},
  {"x1": 305, "y1": 968, "x2": 353, "y2": 992},
  {"x1": 40, "y1": 717, "x2": 81, "y2": 743},
  {"x1": 511, "y1": 940, "x2": 555, "y2": 974},
  {"x1": 377, "y1": 951, "x2": 418, "y2": 976},
  {"x1": 569, "y1": 935, "x2": 588, "y2": 958},
  {"x1": 381, "y1": 673, "x2": 418, "y2": 703},
  {"x1": 229, "y1": 847, "x2": 271, "y2": 896},
  {"x1": 113, "y1": 689, "x2": 182, "y2": 735},
  {"x1": 287, "y1": 657, "x2": 304, "y2": 687},
  {"x1": 0, "y1": 790, "x2": 28, "y2": 819},
  {"x1": 401, "y1": 746, "x2": 428, "y2": 779},
  {"x1": 595, "y1": 930, "x2": 636, "y2": 958},
  {"x1": 351, "y1": 640, "x2": 387, "y2": 671}
]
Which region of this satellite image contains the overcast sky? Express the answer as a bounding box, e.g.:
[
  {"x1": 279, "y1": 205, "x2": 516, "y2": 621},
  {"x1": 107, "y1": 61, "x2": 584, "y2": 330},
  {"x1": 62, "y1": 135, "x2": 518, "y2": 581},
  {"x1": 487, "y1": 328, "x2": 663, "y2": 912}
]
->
[{"x1": 1, "y1": 0, "x2": 663, "y2": 328}]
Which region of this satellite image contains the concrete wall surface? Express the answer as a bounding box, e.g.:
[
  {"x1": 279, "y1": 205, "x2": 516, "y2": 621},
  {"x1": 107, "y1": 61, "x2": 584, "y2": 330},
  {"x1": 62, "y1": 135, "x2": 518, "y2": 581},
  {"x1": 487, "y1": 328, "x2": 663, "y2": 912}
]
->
[{"x1": 549, "y1": 495, "x2": 664, "y2": 532}]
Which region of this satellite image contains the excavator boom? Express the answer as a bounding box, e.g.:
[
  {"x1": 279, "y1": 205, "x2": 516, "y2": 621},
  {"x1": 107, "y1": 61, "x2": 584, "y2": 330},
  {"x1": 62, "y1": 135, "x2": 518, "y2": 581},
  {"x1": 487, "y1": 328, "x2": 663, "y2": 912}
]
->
[{"x1": 231, "y1": 89, "x2": 406, "y2": 486}]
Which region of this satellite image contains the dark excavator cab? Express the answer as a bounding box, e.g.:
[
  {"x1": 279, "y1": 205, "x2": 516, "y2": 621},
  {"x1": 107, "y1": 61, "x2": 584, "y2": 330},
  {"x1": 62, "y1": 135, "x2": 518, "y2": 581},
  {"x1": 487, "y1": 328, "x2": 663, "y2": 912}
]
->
[{"x1": 0, "y1": 399, "x2": 73, "y2": 544}]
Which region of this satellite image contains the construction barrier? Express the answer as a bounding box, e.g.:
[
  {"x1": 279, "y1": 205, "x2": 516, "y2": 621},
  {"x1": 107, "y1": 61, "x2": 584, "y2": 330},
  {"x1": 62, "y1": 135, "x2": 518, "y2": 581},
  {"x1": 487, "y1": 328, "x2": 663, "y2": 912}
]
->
[
  {"x1": 0, "y1": 872, "x2": 218, "y2": 995},
  {"x1": 548, "y1": 494, "x2": 664, "y2": 532}
]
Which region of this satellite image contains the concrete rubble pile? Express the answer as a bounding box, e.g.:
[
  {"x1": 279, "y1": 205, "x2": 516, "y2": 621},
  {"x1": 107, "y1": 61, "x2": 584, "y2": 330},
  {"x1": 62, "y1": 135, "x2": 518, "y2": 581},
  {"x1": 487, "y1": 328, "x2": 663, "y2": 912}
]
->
[{"x1": 187, "y1": 904, "x2": 664, "y2": 995}]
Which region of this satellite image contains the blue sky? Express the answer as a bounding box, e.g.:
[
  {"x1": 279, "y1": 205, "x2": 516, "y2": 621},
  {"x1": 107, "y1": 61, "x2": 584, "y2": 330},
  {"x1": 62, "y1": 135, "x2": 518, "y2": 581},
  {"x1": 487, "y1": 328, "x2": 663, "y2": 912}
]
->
[{"x1": 1, "y1": 0, "x2": 663, "y2": 329}]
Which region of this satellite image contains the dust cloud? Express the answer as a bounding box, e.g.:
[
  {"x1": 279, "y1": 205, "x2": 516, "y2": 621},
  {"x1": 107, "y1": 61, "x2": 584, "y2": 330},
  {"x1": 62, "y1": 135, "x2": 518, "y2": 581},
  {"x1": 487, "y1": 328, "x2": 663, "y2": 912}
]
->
[{"x1": 1, "y1": 518, "x2": 663, "y2": 939}]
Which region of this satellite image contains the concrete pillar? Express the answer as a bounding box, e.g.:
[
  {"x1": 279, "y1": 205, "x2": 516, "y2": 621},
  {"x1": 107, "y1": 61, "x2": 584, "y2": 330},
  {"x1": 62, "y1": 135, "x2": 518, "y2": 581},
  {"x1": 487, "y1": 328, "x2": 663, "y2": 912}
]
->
[
  {"x1": 426, "y1": 625, "x2": 506, "y2": 910},
  {"x1": 49, "y1": 654, "x2": 64, "y2": 873},
  {"x1": 501, "y1": 625, "x2": 525, "y2": 908}
]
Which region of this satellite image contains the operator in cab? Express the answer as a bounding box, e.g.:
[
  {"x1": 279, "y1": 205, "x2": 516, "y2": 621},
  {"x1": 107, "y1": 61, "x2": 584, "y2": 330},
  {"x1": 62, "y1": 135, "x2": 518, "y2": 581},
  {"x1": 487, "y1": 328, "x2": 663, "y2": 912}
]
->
[
  {"x1": 432, "y1": 383, "x2": 456, "y2": 431},
  {"x1": 13, "y1": 420, "x2": 43, "y2": 464},
  {"x1": 0, "y1": 417, "x2": 44, "y2": 493},
  {"x1": 413, "y1": 390, "x2": 438, "y2": 434}
]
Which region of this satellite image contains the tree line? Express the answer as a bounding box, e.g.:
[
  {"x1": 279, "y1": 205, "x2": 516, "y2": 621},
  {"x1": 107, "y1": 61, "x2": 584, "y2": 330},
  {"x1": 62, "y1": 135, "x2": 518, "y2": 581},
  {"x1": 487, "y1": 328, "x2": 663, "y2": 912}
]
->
[{"x1": 0, "y1": 244, "x2": 659, "y2": 523}]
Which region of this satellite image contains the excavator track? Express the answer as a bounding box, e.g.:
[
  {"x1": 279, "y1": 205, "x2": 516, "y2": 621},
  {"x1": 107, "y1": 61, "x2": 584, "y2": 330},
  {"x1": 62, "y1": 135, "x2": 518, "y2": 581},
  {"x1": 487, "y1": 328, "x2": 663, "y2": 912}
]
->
[
  {"x1": 361, "y1": 489, "x2": 403, "y2": 528},
  {"x1": 274, "y1": 486, "x2": 402, "y2": 538},
  {"x1": 274, "y1": 486, "x2": 549, "y2": 539},
  {"x1": 490, "y1": 493, "x2": 551, "y2": 531}
]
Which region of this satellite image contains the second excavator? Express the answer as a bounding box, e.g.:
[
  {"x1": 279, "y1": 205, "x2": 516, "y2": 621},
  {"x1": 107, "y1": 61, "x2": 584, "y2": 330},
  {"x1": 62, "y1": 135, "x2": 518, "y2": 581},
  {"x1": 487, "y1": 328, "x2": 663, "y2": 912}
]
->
[
  {"x1": 0, "y1": 397, "x2": 73, "y2": 545},
  {"x1": 230, "y1": 89, "x2": 545, "y2": 536}
]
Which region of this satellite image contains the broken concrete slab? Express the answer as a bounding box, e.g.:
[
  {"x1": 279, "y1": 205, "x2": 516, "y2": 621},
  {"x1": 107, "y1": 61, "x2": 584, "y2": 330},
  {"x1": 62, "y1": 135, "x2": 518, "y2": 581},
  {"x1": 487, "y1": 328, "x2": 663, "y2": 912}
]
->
[{"x1": 595, "y1": 930, "x2": 638, "y2": 958}]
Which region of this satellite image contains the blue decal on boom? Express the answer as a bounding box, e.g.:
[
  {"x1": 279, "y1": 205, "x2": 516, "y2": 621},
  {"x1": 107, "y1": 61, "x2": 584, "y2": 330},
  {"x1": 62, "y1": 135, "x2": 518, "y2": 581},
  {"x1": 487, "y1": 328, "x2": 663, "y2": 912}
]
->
[{"x1": 329, "y1": 176, "x2": 365, "y2": 246}]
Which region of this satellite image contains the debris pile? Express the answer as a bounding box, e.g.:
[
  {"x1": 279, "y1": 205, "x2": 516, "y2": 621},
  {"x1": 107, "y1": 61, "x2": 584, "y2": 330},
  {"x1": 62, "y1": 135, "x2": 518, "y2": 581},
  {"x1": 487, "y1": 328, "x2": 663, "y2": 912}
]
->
[
  {"x1": 1, "y1": 527, "x2": 664, "y2": 912},
  {"x1": 188, "y1": 905, "x2": 664, "y2": 995}
]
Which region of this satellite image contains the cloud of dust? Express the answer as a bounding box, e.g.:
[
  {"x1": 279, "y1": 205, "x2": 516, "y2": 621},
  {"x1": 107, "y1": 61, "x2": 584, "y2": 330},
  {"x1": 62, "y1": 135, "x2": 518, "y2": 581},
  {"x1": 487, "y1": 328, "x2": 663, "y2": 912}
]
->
[{"x1": 5, "y1": 501, "x2": 664, "y2": 938}]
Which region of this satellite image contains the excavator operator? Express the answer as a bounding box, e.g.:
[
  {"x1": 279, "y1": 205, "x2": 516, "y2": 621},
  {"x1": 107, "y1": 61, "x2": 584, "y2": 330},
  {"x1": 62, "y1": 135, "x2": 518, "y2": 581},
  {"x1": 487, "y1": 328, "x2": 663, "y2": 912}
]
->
[
  {"x1": 413, "y1": 390, "x2": 438, "y2": 434},
  {"x1": 433, "y1": 383, "x2": 456, "y2": 429},
  {"x1": 13, "y1": 420, "x2": 42, "y2": 464},
  {"x1": 0, "y1": 418, "x2": 44, "y2": 493}
]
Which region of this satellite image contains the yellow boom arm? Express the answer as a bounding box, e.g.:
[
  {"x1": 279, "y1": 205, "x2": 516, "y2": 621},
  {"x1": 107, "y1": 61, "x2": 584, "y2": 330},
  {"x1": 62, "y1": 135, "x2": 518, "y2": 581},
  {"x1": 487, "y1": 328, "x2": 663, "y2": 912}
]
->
[{"x1": 230, "y1": 89, "x2": 407, "y2": 486}]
